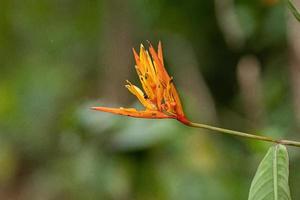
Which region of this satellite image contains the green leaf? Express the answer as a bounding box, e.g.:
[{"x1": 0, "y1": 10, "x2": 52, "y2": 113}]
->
[
  {"x1": 288, "y1": 0, "x2": 300, "y2": 22},
  {"x1": 248, "y1": 145, "x2": 291, "y2": 200}
]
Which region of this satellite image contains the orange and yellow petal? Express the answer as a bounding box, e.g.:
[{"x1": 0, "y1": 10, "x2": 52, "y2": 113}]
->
[
  {"x1": 170, "y1": 84, "x2": 184, "y2": 116},
  {"x1": 148, "y1": 43, "x2": 170, "y2": 83},
  {"x1": 145, "y1": 50, "x2": 157, "y2": 83},
  {"x1": 139, "y1": 45, "x2": 158, "y2": 83},
  {"x1": 91, "y1": 106, "x2": 173, "y2": 119},
  {"x1": 136, "y1": 72, "x2": 155, "y2": 100},
  {"x1": 125, "y1": 80, "x2": 156, "y2": 110},
  {"x1": 157, "y1": 41, "x2": 164, "y2": 66},
  {"x1": 132, "y1": 48, "x2": 141, "y2": 67},
  {"x1": 138, "y1": 44, "x2": 148, "y2": 75}
]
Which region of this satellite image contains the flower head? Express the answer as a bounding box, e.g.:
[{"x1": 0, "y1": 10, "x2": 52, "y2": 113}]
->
[{"x1": 92, "y1": 42, "x2": 189, "y2": 124}]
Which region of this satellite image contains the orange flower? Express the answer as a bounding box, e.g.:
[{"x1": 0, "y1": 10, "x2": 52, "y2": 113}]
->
[{"x1": 92, "y1": 42, "x2": 190, "y2": 125}]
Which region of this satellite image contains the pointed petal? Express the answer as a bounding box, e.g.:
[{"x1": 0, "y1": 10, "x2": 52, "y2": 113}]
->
[
  {"x1": 149, "y1": 43, "x2": 170, "y2": 83},
  {"x1": 138, "y1": 44, "x2": 147, "y2": 74},
  {"x1": 132, "y1": 48, "x2": 141, "y2": 67},
  {"x1": 150, "y1": 42, "x2": 185, "y2": 117},
  {"x1": 158, "y1": 41, "x2": 164, "y2": 66},
  {"x1": 170, "y1": 83, "x2": 184, "y2": 116},
  {"x1": 145, "y1": 50, "x2": 157, "y2": 82},
  {"x1": 133, "y1": 46, "x2": 157, "y2": 101},
  {"x1": 135, "y1": 72, "x2": 155, "y2": 100},
  {"x1": 125, "y1": 80, "x2": 156, "y2": 110},
  {"x1": 91, "y1": 106, "x2": 172, "y2": 119},
  {"x1": 163, "y1": 80, "x2": 175, "y2": 112}
]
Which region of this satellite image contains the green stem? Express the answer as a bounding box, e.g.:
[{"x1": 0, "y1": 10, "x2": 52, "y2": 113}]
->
[{"x1": 187, "y1": 121, "x2": 300, "y2": 148}]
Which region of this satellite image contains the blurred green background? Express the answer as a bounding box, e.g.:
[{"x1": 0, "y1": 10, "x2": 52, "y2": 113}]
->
[{"x1": 1, "y1": 0, "x2": 300, "y2": 199}]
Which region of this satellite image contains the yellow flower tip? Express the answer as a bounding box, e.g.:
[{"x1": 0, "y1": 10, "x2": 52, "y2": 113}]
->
[
  {"x1": 139, "y1": 44, "x2": 145, "y2": 53},
  {"x1": 90, "y1": 106, "x2": 109, "y2": 112},
  {"x1": 90, "y1": 107, "x2": 98, "y2": 110}
]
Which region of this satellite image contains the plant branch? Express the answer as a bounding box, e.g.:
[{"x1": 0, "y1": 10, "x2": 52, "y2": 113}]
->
[{"x1": 186, "y1": 121, "x2": 300, "y2": 148}]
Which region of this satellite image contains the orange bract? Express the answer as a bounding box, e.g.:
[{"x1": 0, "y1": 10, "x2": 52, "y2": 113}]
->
[{"x1": 92, "y1": 41, "x2": 189, "y2": 124}]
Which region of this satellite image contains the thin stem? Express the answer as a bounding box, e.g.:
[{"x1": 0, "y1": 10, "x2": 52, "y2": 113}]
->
[{"x1": 187, "y1": 121, "x2": 300, "y2": 148}]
